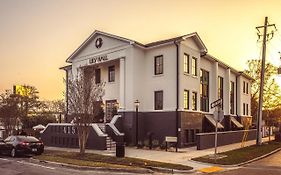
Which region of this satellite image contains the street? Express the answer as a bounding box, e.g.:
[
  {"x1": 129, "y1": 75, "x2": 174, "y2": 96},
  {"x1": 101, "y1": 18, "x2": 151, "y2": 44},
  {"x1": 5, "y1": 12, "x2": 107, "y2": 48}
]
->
[
  {"x1": 213, "y1": 150, "x2": 281, "y2": 175},
  {"x1": 2, "y1": 150, "x2": 281, "y2": 175},
  {"x1": 0, "y1": 155, "x2": 155, "y2": 175}
]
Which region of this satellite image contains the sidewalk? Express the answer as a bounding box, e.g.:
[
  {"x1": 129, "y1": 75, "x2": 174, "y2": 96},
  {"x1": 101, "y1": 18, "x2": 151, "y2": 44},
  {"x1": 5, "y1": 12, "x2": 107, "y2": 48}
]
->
[{"x1": 45, "y1": 137, "x2": 273, "y2": 171}]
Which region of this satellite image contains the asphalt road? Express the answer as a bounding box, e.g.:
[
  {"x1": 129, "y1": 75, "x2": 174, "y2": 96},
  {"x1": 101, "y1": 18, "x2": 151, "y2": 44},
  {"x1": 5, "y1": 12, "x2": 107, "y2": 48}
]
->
[
  {"x1": 213, "y1": 150, "x2": 281, "y2": 175},
  {"x1": 0, "y1": 155, "x2": 158, "y2": 175}
]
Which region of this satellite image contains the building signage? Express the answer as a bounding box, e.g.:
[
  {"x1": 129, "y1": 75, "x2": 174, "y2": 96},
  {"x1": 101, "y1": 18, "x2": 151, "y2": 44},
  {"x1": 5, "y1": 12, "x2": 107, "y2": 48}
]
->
[
  {"x1": 210, "y1": 99, "x2": 222, "y2": 109},
  {"x1": 89, "y1": 55, "x2": 108, "y2": 64},
  {"x1": 165, "y1": 136, "x2": 177, "y2": 142},
  {"x1": 63, "y1": 126, "x2": 76, "y2": 135}
]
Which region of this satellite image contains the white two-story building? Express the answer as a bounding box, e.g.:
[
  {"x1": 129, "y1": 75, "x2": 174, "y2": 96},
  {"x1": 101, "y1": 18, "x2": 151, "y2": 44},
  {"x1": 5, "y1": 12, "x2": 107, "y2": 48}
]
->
[{"x1": 61, "y1": 30, "x2": 252, "y2": 147}]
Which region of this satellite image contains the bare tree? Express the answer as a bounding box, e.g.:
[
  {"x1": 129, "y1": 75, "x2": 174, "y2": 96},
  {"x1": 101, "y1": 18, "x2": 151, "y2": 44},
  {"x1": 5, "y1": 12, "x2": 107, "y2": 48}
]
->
[{"x1": 67, "y1": 67, "x2": 105, "y2": 154}]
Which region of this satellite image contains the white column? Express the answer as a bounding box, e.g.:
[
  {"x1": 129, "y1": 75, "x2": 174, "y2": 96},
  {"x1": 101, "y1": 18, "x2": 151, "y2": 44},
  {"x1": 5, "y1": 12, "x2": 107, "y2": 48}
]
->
[
  {"x1": 237, "y1": 76, "x2": 242, "y2": 116},
  {"x1": 224, "y1": 68, "x2": 231, "y2": 115},
  {"x1": 119, "y1": 57, "x2": 126, "y2": 111},
  {"x1": 210, "y1": 62, "x2": 218, "y2": 113}
]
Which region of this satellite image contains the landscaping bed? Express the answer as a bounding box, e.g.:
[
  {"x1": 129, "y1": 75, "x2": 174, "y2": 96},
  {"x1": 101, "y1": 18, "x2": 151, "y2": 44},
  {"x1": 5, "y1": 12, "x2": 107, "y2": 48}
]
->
[
  {"x1": 34, "y1": 150, "x2": 192, "y2": 171},
  {"x1": 192, "y1": 141, "x2": 281, "y2": 165}
]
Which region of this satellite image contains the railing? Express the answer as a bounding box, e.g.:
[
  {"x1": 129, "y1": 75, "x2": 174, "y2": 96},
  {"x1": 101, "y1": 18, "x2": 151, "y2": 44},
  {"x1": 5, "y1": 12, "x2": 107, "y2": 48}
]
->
[
  {"x1": 106, "y1": 115, "x2": 124, "y2": 143},
  {"x1": 92, "y1": 124, "x2": 108, "y2": 137}
]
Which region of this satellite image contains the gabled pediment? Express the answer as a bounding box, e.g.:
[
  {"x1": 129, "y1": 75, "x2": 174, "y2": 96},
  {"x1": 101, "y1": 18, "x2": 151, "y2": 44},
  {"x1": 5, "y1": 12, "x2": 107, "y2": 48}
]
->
[
  {"x1": 181, "y1": 32, "x2": 208, "y2": 54},
  {"x1": 67, "y1": 30, "x2": 136, "y2": 63}
]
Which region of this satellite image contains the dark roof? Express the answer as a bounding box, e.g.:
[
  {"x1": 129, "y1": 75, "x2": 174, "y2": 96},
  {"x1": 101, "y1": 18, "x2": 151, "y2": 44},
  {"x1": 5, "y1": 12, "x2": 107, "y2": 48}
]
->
[
  {"x1": 59, "y1": 65, "x2": 72, "y2": 70},
  {"x1": 203, "y1": 54, "x2": 254, "y2": 81},
  {"x1": 145, "y1": 36, "x2": 183, "y2": 47}
]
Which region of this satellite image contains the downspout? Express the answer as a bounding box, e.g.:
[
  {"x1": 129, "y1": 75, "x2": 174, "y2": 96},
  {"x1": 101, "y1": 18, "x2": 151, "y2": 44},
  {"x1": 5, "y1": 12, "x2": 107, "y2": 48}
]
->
[
  {"x1": 236, "y1": 75, "x2": 238, "y2": 117},
  {"x1": 174, "y1": 41, "x2": 179, "y2": 148},
  {"x1": 65, "y1": 69, "x2": 69, "y2": 123}
]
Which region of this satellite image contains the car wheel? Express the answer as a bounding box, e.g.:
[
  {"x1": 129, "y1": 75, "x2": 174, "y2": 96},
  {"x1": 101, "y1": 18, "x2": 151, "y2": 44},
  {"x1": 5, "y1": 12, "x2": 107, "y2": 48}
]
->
[{"x1": 11, "y1": 148, "x2": 16, "y2": 158}]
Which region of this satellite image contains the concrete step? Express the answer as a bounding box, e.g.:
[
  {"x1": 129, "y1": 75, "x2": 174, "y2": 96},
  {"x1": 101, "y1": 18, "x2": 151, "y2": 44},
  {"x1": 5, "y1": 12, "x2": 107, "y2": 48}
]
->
[{"x1": 106, "y1": 136, "x2": 116, "y2": 150}]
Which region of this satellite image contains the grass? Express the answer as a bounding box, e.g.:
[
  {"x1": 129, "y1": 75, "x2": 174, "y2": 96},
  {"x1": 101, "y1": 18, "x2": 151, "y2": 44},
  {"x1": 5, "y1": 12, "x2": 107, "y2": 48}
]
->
[
  {"x1": 192, "y1": 141, "x2": 281, "y2": 165},
  {"x1": 34, "y1": 150, "x2": 192, "y2": 171}
]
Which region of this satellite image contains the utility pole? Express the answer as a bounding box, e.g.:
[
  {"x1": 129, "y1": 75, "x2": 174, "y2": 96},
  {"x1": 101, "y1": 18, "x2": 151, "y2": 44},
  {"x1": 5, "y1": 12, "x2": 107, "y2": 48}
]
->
[{"x1": 256, "y1": 17, "x2": 276, "y2": 146}]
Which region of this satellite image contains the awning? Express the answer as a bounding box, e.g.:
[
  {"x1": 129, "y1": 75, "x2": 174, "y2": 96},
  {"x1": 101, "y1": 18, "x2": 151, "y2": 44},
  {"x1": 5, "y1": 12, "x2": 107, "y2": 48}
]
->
[
  {"x1": 230, "y1": 117, "x2": 244, "y2": 128},
  {"x1": 205, "y1": 115, "x2": 224, "y2": 129}
]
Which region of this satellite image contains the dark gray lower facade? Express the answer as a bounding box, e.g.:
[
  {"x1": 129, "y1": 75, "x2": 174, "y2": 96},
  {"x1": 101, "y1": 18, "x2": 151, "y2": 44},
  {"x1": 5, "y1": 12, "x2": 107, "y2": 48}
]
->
[
  {"x1": 119, "y1": 110, "x2": 249, "y2": 148},
  {"x1": 41, "y1": 124, "x2": 107, "y2": 150},
  {"x1": 118, "y1": 111, "x2": 177, "y2": 146},
  {"x1": 41, "y1": 111, "x2": 250, "y2": 150},
  {"x1": 196, "y1": 129, "x2": 257, "y2": 150},
  {"x1": 119, "y1": 111, "x2": 202, "y2": 147}
]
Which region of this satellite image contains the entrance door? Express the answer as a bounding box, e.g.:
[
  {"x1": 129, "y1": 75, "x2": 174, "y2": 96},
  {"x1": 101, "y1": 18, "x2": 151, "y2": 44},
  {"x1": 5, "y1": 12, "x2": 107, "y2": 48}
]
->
[{"x1": 105, "y1": 100, "x2": 118, "y2": 122}]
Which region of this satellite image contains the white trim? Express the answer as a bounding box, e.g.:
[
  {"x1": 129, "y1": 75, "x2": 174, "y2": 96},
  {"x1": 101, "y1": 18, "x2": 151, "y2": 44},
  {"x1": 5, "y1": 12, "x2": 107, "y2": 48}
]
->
[
  {"x1": 197, "y1": 129, "x2": 256, "y2": 136},
  {"x1": 72, "y1": 45, "x2": 131, "y2": 64},
  {"x1": 106, "y1": 115, "x2": 124, "y2": 136},
  {"x1": 92, "y1": 124, "x2": 108, "y2": 137},
  {"x1": 40, "y1": 123, "x2": 108, "y2": 137}
]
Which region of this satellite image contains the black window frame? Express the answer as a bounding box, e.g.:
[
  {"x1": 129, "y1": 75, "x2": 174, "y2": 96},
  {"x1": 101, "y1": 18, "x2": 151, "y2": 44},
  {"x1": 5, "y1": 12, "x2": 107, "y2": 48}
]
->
[
  {"x1": 200, "y1": 69, "x2": 209, "y2": 112},
  {"x1": 191, "y1": 57, "x2": 197, "y2": 76},
  {"x1": 108, "y1": 66, "x2": 115, "y2": 82},
  {"x1": 184, "y1": 89, "x2": 189, "y2": 110},
  {"x1": 154, "y1": 55, "x2": 163, "y2": 75},
  {"x1": 230, "y1": 81, "x2": 235, "y2": 114},
  {"x1": 95, "y1": 68, "x2": 101, "y2": 84},
  {"x1": 192, "y1": 91, "x2": 197, "y2": 111},
  {"x1": 218, "y1": 76, "x2": 224, "y2": 109},
  {"x1": 243, "y1": 103, "x2": 246, "y2": 115},
  {"x1": 183, "y1": 53, "x2": 189, "y2": 74},
  {"x1": 246, "y1": 103, "x2": 249, "y2": 115},
  {"x1": 154, "y1": 90, "x2": 163, "y2": 110}
]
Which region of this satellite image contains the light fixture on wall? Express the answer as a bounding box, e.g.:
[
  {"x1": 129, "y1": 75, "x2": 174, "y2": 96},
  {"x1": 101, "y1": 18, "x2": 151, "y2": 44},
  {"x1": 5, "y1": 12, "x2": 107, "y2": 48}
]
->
[{"x1": 134, "y1": 100, "x2": 140, "y2": 146}]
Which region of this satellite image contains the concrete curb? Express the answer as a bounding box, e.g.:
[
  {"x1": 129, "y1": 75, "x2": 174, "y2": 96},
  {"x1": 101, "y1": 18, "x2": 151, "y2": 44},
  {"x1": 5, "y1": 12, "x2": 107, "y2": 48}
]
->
[
  {"x1": 191, "y1": 147, "x2": 281, "y2": 168},
  {"x1": 31, "y1": 158, "x2": 194, "y2": 174},
  {"x1": 146, "y1": 166, "x2": 194, "y2": 174},
  {"x1": 30, "y1": 158, "x2": 152, "y2": 174}
]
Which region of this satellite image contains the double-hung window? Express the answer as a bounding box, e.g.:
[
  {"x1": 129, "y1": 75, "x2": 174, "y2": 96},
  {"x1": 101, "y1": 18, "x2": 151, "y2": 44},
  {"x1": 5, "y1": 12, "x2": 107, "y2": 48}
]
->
[
  {"x1": 108, "y1": 66, "x2": 115, "y2": 82},
  {"x1": 192, "y1": 57, "x2": 197, "y2": 76},
  {"x1": 184, "y1": 90, "x2": 189, "y2": 110},
  {"x1": 200, "y1": 69, "x2": 209, "y2": 112},
  {"x1": 184, "y1": 53, "x2": 189, "y2": 74},
  {"x1": 154, "y1": 55, "x2": 163, "y2": 75},
  {"x1": 192, "y1": 92, "x2": 197, "y2": 111},
  {"x1": 218, "y1": 76, "x2": 224, "y2": 109},
  {"x1": 230, "y1": 81, "x2": 235, "y2": 114},
  {"x1": 95, "y1": 69, "x2": 101, "y2": 84},
  {"x1": 154, "y1": 91, "x2": 163, "y2": 110}
]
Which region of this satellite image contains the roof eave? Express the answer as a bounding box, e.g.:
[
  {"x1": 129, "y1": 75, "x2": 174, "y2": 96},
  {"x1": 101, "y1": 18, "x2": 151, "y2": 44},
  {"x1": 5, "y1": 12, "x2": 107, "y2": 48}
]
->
[{"x1": 59, "y1": 65, "x2": 72, "y2": 71}]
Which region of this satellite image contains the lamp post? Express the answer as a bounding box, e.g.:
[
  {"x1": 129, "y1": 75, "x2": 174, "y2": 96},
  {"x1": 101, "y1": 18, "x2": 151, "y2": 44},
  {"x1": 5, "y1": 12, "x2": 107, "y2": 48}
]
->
[
  {"x1": 134, "y1": 100, "x2": 140, "y2": 146},
  {"x1": 101, "y1": 101, "x2": 105, "y2": 123}
]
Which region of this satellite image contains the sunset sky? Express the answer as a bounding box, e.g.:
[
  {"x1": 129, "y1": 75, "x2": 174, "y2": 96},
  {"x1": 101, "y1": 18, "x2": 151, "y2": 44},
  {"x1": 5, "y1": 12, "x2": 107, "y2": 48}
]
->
[{"x1": 1, "y1": 0, "x2": 281, "y2": 100}]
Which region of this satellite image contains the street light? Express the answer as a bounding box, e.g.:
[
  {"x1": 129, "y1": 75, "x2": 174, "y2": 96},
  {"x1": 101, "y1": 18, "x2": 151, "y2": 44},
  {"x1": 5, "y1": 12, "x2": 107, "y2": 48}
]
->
[
  {"x1": 100, "y1": 101, "x2": 105, "y2": 123},
  {"x1": 134, "y1": 100, "x2": 140, "y2": 146}
]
